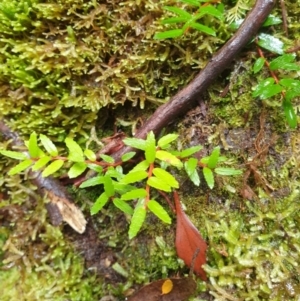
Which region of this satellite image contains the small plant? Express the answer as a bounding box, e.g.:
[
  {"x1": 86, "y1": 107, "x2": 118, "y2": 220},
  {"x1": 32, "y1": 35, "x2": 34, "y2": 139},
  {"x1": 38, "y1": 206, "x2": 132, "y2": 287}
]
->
[
  {"x1": 229, "y1": 15, "x2": 299, "y2": 129},
  {"x1": 154, "y1": 0, "x2": 224, "y2": 39},
  {"x1": 0, "y1": 131, "x2": 242, "y2": 238},
  {"x1": 252, "y1": 51, "x2": 300, "y2": 129}
]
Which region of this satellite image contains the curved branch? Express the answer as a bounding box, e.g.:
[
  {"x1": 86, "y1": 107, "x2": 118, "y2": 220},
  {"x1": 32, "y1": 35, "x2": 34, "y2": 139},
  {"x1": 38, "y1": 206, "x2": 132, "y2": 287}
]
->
[{"x1": 111, "y1": 0, "x2": 276, "y2": 161}]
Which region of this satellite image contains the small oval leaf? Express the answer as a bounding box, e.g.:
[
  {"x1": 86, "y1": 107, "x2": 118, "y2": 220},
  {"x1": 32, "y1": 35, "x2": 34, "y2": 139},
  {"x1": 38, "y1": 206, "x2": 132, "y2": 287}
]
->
[
  {"x1": 157, "y1": 134, "x2": 179, "y2": 148},
  {"x1": 129, "y1": 206, "x2": 146, "y2": 239},
  {"x1": 147, "y1": 176, "x2": 171, "y2": 192},
  {"x1": 40, "y1": 134, "x2": 58, "y2": 156},
  {"x1": 156, "y1": 150, "x2": 183, "y2": 168},
  {"x1": 180, "y1": 145, "x2": 203, "y2": 158},
  {"x1": 203, "y1": 167, "x2": 214, "y2": 189},
  {"x1": 84, "y1": 149, "x2": 97, "y2": 161},
  {"x1": 42, "y1": 159, "x2": 64, "y2": 177},
  {"x1": 121, "y1": 188, "x2": 147, "y2": 201},
  {"x1": 65, "y1": 137, "x2": 84, "y2": 162},
  {"x1": 32, "y1": 156, "x2": 51, "y2": 171},
  {"x1": 91, "y1": 192, "x2": 109, "y2": 215},
  {"x1": 8, "y1": 159, "x2": 32, "y2": 175},
  {"x1": 214, "y1": 167, "x2": 243, "y2": 176},
  {"x1": 79, "y1": 176, "x2": 105, "y2": 188},
  {"x1": 121, "y1": 151, "x2": 136, "y2": 162},
  {"x1": 145, "y1": 131, "x2": 156, "y2": 164},
  {"x1": 121, "y1": 171, "x2": 148, "y2": 184},
  {"x1": 153, "y1": 168, "x2": 179, "y2": 188},
  {"x1": 68, "y1": 162, "x2": 87, "y2": 178},
  {"x1": 0, "y1": 150, "x2": 27, "y2": 160},
  {"x1": 147, "y1": 200, "x2": 172, "y2": 224},
  {"x1": 113, "y1": 198, "x2": 134, "y2": 215}
]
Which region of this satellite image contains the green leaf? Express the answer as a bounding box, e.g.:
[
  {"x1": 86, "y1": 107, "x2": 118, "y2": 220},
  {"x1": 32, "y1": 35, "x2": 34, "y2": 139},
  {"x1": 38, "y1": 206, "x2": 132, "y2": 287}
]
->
[
  {"x1": 65, "y1": 137, "x2": 84, "y2": 162},
  {"x1": 90, "y1": 192, "x2": 109, "y2": 215},
  {"x1": 42, "y1": 159, "x2": 64, "y2": 177},
  {"x1": 99, "y1": 154, "x2": 115, "y2": 164},
  {"x1": 113, "y1": 181, "x2": 135, "y2": 194},
  {"x1": 161, "y1": 17, "x2": 190, "y2": 25},
  {"x1": 156, "y1": 150, "x2": 183, "y2": 168},
  {"x1": 178, "y1": 0, "x2": 202, "y2": 6},
  {"x1": 269, "y1": 54, "x2": 300, "y2": 71},
  {"x1": 189, "y1": 22, "x2": 216, "y2": 36},
  {"x1": 198, "y1": 5, "x2": 224, "y2": 20},
  {"x1": 203, "y1": 167, "x2": 214, "y2": 189},
  {"x1": 79, "y1": 176, "x2": 105, "y2": 188},
  {"x1": 129, "y1": 205, "x2": 146, "y2": 239},
  {"x1": 157, "y1": 134, "x2": 178, "y2": 148},
  {"x1": 121, "y1": 171, "x2": 148, "y2": 184},
  {"x1": 86, "y1": 163, "x2": 103, "y2": 173},
  {"x1": 123, "y1": 137, "x2": 146, "y2": 150},
  {"x1": 214, "y1": 167, "x2": 243, "y2": 175},
  {"x1": 40, "y1": 134, "x2": 58, "y2": 156},
  {"x1": 68, "y1": 162, "x2": 87, "y2": 178},
  {"x1": 180, "y1": 145, "x2": 203, "y2": 158},
  {"x1": 252, "y1": 77, "x2": 283, "y2": 99},
  {"x1": 279, "y1": 79, "x2": 300, "y2": 93},
  {"x1": 147, "y1": 200, "x2": 172, "y2": 224},
  {"x1": 84, "y1": 149, "x2": 96, "y2": 161},
  {"x1": 257, "y1": 33, "x2": 284, "y2": 55},
  {"x1": 8, "y1": 159, "x2": 32, "y2": 175},
  {"x1": 113, "y1": 198, "x2": 134, "y2": 215},
  {"x1": 163, "y1": 6, "x2": 192, "y2": 18},
  {"x1": 0, "y1": 150, "x2": 27, "y2": 160},
  {"x1": 152, "y1": 168, "x2": 179, "y2": 188},
  {"x1": 207, "y1": 146, "x2": 220, "y2": 169},
  {"x1": 282, "y1": 99, "x2": 297, "y2": 129},
  {"x1": 121, "y1": 188, "x2": 147, "y2": 201},
  {"x1": 145, "y1": 131, "x2": 156, "y2": 164},
  {"x1": 253, "y1": 57, "x2": 265, "y2": 74},
  {"x1": 184, "y1": 157, "x2": 200, "y2": 186},
  {"x1": 263, "y1": 15, "x2": 282, "y2": 27},
  {"x1": 106, "y1": 166, "x2": 123, "y2": 180},
  {"x1": 28, "y1": 132, "x2": 40, "y2": 158},
  {"x1": 32, "y1": 156, "x2": 51, "y2": 171},
  {"x1": 103, "y1": 175, "x2": 114, "y2": 197},
  {"x1": 154, "y1": 29, "x2": 184, "y2": 39},
  {"x1": 147, "y1": 176, "x2": 171, "y2": 192},
  {"x1": 130, "y1": 160, "x2": 150, "y2": 172},
  {"x1": 121, "y1": 152, "x2": 136, "y2": 162}
]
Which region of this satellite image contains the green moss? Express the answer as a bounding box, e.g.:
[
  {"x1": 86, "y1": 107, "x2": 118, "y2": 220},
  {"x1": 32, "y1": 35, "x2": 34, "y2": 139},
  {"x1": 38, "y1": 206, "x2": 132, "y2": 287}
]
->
[
  {"x1": 0, "y1": 0, "x2": 226, "y2": 138},
  {"x1": 1, "y1": 0, "x2": 300, "y2": 300}
]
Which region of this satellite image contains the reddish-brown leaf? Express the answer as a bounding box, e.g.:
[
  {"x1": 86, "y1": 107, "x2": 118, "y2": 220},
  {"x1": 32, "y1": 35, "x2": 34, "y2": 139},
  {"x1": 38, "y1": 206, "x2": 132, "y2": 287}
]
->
[{"x1": 174, "y1": 191, "x2": 207, "y2": 280}]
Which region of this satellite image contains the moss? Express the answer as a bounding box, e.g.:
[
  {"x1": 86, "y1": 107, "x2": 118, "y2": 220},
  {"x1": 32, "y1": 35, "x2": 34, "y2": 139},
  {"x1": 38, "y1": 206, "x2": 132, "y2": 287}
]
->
[
  {"x1": 0, "y1": 0, "x2": 226, "y2": 138},
  {"x1": 1, "y1": 0, "x2": 300, "y2": 300}
]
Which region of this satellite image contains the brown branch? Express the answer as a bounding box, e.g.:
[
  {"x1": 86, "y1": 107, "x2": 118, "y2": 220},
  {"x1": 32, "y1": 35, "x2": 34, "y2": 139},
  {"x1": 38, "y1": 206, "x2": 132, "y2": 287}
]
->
[
  {"x1": 109, "y1": 0, "x2": 276, "y2": 162},
  {"x1": 0, "y1": 120, "x2": 87, "y2": 233}
]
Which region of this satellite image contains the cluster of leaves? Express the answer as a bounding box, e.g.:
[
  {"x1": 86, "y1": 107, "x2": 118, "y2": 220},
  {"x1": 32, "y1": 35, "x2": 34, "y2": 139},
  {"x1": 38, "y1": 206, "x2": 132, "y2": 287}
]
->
[
  {"x1": 229, "y1": 15, "x2": 299, "y2": 129},
  {"x1": 0, "y1": 131, "x2": 241, "y2": 239},
  {"x1": 154, "y1": 0, "x2": 224, "y2": 39},
  {"x1": 252, "y1": 53, "x2": 300, "y2": 128}
]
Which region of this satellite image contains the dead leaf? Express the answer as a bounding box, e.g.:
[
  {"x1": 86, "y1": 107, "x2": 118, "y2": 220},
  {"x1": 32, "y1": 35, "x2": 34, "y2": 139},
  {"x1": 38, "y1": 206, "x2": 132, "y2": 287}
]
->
[
  {"x1": 127, "y1": 277, "x2": 196, "y2": 301},
  {"x1": 45, "y1": 189, "x2": 87, "y2": 234},
  {"x1": 174, "y1": 191, "x2": 207, "y2": 280}
]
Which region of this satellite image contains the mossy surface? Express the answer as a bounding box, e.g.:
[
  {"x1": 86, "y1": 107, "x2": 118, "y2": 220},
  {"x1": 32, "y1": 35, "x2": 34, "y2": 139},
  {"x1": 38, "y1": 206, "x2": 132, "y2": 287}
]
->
[{"x1": 1, "y1": 0, "x2": 300, "y2": 300}]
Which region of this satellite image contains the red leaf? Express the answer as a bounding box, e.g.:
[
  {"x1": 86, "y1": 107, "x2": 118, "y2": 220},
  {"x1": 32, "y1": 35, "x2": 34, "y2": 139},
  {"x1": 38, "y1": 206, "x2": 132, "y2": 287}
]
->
[{"x1": 174, "y1": 191, "x2": 207, "y2": 280}]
